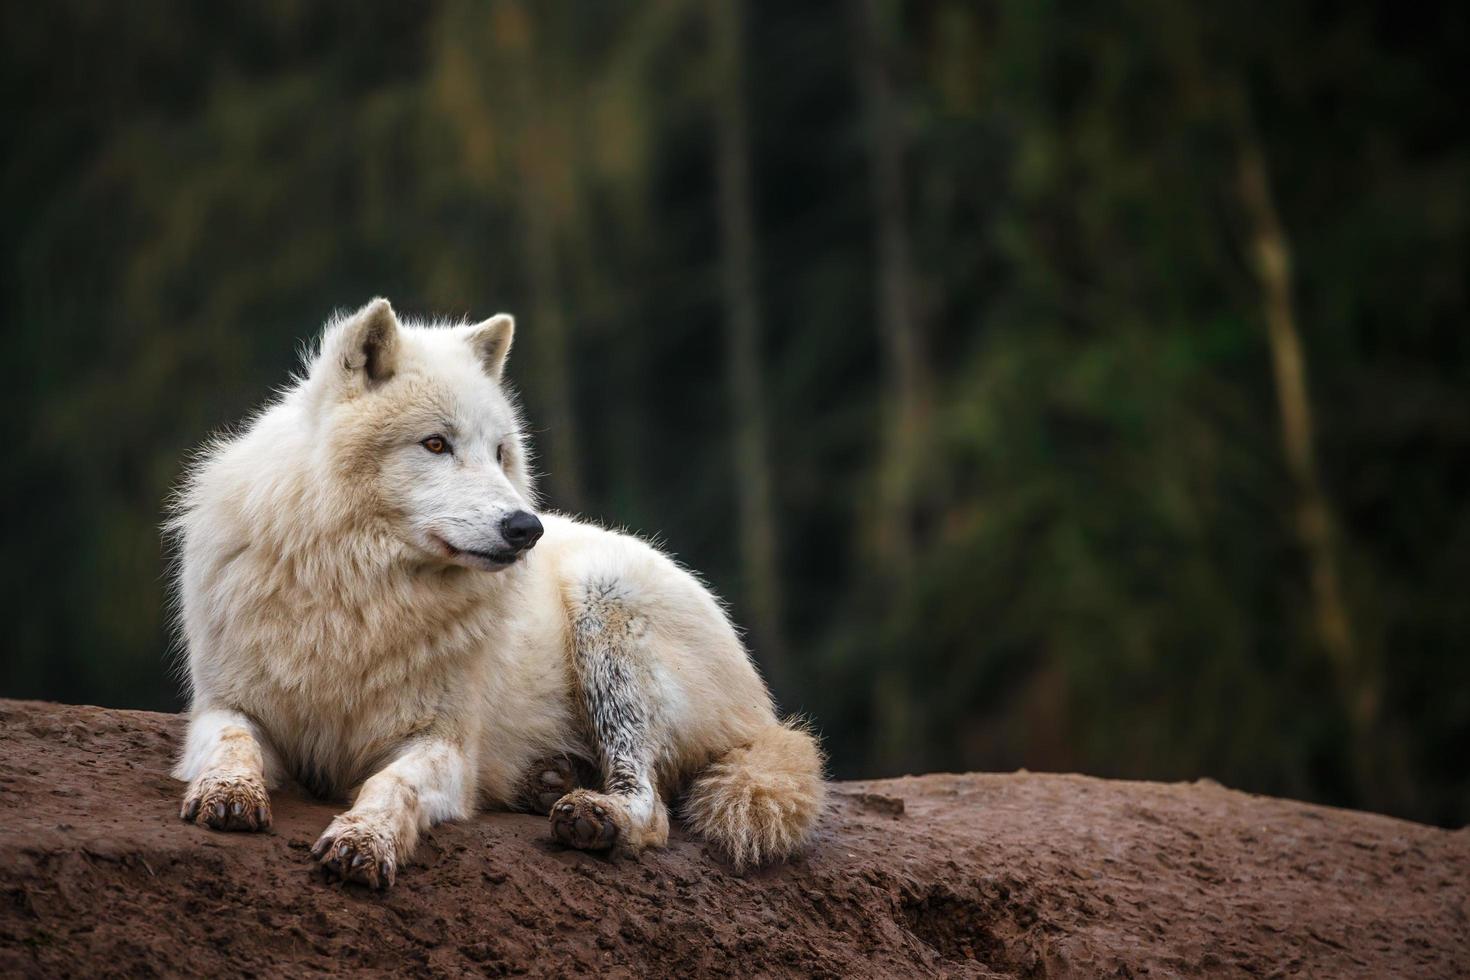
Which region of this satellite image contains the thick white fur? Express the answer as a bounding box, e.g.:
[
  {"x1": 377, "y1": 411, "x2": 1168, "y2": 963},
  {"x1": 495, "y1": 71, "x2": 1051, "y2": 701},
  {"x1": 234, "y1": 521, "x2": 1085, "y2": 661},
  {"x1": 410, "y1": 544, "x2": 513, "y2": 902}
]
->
[{"x1": 170, "y1": 298, "x2": 824, "y2": 884}]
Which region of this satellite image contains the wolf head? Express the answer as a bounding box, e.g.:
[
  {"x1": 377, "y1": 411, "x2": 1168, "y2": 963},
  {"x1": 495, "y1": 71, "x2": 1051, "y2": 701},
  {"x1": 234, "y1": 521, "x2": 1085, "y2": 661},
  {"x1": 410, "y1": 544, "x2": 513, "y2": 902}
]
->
[{"x1": 306, "y1": 297, "x2": 541, "y2": 572}]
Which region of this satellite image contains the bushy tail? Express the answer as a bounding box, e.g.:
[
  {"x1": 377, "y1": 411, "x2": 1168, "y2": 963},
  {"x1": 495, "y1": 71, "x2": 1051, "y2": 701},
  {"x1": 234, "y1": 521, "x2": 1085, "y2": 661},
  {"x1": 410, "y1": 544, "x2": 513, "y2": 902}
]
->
[{"x1": 683, "y1": 720, "x2": 826, "y2": 870}]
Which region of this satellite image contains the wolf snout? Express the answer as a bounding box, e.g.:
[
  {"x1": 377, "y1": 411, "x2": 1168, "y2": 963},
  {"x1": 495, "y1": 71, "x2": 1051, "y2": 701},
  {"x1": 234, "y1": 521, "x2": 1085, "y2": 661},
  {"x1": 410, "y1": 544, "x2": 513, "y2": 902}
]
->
[{"x1": 500, "y1": 511, "x2": 544, "y2": 552}]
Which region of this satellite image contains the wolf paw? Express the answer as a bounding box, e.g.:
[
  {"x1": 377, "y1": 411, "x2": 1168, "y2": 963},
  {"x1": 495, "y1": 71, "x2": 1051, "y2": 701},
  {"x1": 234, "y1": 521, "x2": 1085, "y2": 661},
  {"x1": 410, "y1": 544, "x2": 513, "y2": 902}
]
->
[
  {"x1": 522, "y1": 755, "x2": 596, "y2": 815},
  {"x1": 180, "y1": 774, "x2": 271, "y2": 832},
  {"x1": 549, "y1": 789, "x2": 626, "y2": 851},
  {"x1": 311, "y1": 818, "x2": 397, "y2": 890}
]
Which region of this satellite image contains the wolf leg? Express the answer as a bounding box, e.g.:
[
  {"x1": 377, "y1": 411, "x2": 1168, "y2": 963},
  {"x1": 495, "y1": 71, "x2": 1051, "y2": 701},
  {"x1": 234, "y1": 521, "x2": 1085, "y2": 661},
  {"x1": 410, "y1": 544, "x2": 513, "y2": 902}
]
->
[
  {"x1": 312, "y1": 738, "x2": 471, "y2": 890},
  {"x1": 550, "y1": 583, "x2": 669, "y2": 854},
  {"x1": 176, "y1": 707, "x2": 279, "y2": 832}
]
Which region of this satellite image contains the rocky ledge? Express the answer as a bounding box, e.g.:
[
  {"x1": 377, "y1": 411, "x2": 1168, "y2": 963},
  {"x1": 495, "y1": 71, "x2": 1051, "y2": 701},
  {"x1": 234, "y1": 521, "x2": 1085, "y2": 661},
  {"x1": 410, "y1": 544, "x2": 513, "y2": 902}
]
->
[{"x1": 0, "y1": 699, "x2": 1465, "y2": 977}]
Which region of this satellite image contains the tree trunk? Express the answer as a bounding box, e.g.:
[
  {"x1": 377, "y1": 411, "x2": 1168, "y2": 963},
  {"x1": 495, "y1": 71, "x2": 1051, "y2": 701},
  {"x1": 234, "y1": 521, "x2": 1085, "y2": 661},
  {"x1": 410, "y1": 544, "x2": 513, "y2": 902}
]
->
[
  {"x1": 505, "y1": 1, "x2": 585, "y2": 511},
  {"x1": 857, "y1": 0, "x2": 930, "y2": 578},
  {"x1": 1232, "y1": 117, "x2": 1371, "y2": 729},
  {"x1": 708, "y1": 0, "x2": 788, "y2": 694},
  {"x1": 855, "y1": 0, "x2": 929, "y2": 772}
]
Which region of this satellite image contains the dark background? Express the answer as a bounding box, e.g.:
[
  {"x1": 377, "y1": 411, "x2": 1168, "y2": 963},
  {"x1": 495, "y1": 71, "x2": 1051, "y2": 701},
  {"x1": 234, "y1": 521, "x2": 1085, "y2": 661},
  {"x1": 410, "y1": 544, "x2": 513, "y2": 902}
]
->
[{"x1": 3, "y1": 1, "x2": 1466, "y2": 826}]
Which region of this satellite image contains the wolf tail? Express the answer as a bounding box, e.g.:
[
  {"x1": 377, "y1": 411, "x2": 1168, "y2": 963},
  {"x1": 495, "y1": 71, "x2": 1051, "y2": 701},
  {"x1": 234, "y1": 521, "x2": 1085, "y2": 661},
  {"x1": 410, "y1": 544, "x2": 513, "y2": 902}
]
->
[{"x1": 683, "y1": 719, "x2": 826, "y2": 870}]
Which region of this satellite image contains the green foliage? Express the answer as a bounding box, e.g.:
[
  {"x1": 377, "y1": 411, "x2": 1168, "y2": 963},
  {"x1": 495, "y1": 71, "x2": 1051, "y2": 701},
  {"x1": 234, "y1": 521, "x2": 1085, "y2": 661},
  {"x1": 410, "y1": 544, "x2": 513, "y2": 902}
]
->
[{"x1": 1, "y1": 0, "x2": 1465, "y2": 825}]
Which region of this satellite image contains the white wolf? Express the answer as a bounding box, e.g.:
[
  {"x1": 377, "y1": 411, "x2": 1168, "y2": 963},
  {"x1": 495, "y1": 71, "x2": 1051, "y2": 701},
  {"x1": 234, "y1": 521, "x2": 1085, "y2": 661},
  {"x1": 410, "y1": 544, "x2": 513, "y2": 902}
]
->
[{"x1": 169, "y1": 298, "x2": 825, "y2": 887}]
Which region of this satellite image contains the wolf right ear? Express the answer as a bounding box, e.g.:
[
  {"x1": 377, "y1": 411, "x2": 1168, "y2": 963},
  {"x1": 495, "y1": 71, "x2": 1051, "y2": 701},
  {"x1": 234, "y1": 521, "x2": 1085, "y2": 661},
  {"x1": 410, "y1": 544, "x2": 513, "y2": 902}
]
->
[
  {"x1": 464, "y1": 314, "x2": 515, "y2": 380},
  {"x1": 322, "y1": 297, "x2": 400, "y2": 388}
]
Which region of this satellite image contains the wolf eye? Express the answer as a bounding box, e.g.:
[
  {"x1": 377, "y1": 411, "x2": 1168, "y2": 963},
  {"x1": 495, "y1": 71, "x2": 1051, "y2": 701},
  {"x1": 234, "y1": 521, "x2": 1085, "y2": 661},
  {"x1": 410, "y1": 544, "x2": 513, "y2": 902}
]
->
[
  {"x1": 496, "y1": 443, "x2": 506, "y2": 466},
  {"x1": 421, "y1": 436, "x2": 451, "y2": 455}
]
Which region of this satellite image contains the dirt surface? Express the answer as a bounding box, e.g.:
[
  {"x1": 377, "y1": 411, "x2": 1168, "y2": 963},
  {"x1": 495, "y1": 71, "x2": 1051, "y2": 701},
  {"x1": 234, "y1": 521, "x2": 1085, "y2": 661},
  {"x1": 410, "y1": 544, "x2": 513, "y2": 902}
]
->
[{"x1": 1, "y1": 700, "x2": 1466, "y2": 978}]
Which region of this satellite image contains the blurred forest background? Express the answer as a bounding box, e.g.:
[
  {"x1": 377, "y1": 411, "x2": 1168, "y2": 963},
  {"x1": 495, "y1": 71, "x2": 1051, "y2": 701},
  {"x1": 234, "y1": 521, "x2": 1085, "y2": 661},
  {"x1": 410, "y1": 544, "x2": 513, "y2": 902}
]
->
[{"x1": 2, "y1": 1, "x2": 1466, "y2": 827}]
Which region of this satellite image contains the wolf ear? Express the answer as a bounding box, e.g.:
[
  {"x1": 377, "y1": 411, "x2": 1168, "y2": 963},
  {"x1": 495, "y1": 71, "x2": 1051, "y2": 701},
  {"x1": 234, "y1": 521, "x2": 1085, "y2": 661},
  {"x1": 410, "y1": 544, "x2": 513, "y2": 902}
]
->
[
  {"x1": 464, "y1": 314, "x2": 515, "y2": 379},
  {"x1": 325, "y1": 297, "x2": 400, "y2": 387}
]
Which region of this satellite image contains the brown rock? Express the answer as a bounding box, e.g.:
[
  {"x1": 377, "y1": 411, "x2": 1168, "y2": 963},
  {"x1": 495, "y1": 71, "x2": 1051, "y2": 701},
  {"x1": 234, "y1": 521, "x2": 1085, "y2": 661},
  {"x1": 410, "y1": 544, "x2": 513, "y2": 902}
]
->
[{"x1": 0, "y1": 699, "x2": 1465, "y2": 978}]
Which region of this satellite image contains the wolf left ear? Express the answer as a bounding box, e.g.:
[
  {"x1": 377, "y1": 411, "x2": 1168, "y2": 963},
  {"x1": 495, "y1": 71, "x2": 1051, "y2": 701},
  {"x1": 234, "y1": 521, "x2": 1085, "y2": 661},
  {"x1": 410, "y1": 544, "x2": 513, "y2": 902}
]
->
[
  {"x1": 324, "y1": 297, "x2": 400, "y2": 387},
  {"x1": 465, "y1": 314, "x2": 515, "y2": 379}
]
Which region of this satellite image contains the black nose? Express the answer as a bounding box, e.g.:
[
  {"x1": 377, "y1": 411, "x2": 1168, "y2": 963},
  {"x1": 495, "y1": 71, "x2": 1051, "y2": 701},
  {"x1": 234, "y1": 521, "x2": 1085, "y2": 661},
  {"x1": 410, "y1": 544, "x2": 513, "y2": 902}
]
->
[{"x1": 500, "y1": 511, "x2": 544, "y2": 552}]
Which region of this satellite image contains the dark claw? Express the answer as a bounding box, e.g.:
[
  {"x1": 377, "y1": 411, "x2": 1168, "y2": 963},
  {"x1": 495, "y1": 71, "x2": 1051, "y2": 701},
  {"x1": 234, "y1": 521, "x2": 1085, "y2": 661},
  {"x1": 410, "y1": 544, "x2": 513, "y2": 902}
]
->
[
  {"x1": 256, "y1": 806, "x2": 270, "y2": 827},
  {"x1": 231, "y1": 801, "x2": 246, "y2": 817},
  {"x1": 181, "y1": 798, "x2": 200, "y2": 821}
]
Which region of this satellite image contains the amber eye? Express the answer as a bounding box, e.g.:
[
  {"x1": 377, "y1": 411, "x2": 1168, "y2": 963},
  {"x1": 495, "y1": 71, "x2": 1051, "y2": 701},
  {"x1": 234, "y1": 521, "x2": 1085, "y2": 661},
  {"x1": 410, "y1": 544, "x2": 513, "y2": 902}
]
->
[
  {"x1": 421, "y1": 436, "x2": 450, "y2": 455},
  {"x1": 496, "y1": 443, "x2": 506, "y2": 466}
]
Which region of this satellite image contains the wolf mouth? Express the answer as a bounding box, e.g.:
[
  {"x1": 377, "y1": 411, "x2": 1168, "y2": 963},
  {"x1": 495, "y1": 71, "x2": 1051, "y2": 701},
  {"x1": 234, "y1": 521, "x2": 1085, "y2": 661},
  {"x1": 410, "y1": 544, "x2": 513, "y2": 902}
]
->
[
  {"x1": 434, "y1": 536, "x2": 519, "y2": 567},
  {"x1": 462, "y1": 548, "x2": 518, "y2": 566}
]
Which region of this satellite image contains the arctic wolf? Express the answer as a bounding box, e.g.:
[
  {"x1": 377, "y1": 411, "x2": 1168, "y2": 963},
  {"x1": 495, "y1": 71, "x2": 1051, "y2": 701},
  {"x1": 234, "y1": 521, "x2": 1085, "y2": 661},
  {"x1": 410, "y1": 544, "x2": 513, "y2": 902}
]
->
[{"x1": 170, "y1": 298, "x2": 824, "y2": 887}]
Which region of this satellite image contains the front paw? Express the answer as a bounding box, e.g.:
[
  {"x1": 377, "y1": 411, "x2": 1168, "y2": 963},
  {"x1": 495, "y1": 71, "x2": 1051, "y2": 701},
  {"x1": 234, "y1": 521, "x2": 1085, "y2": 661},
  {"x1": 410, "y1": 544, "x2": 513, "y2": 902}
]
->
[
  {"x1": 549, "y1": 789, "x2": 628, "y2": 852},
  {"x1": 311, "y1": 817, "x2": 397, "y2": 890},
  {"x1": 180, "y1": 774, "x2": 271, "y2": 832}
]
